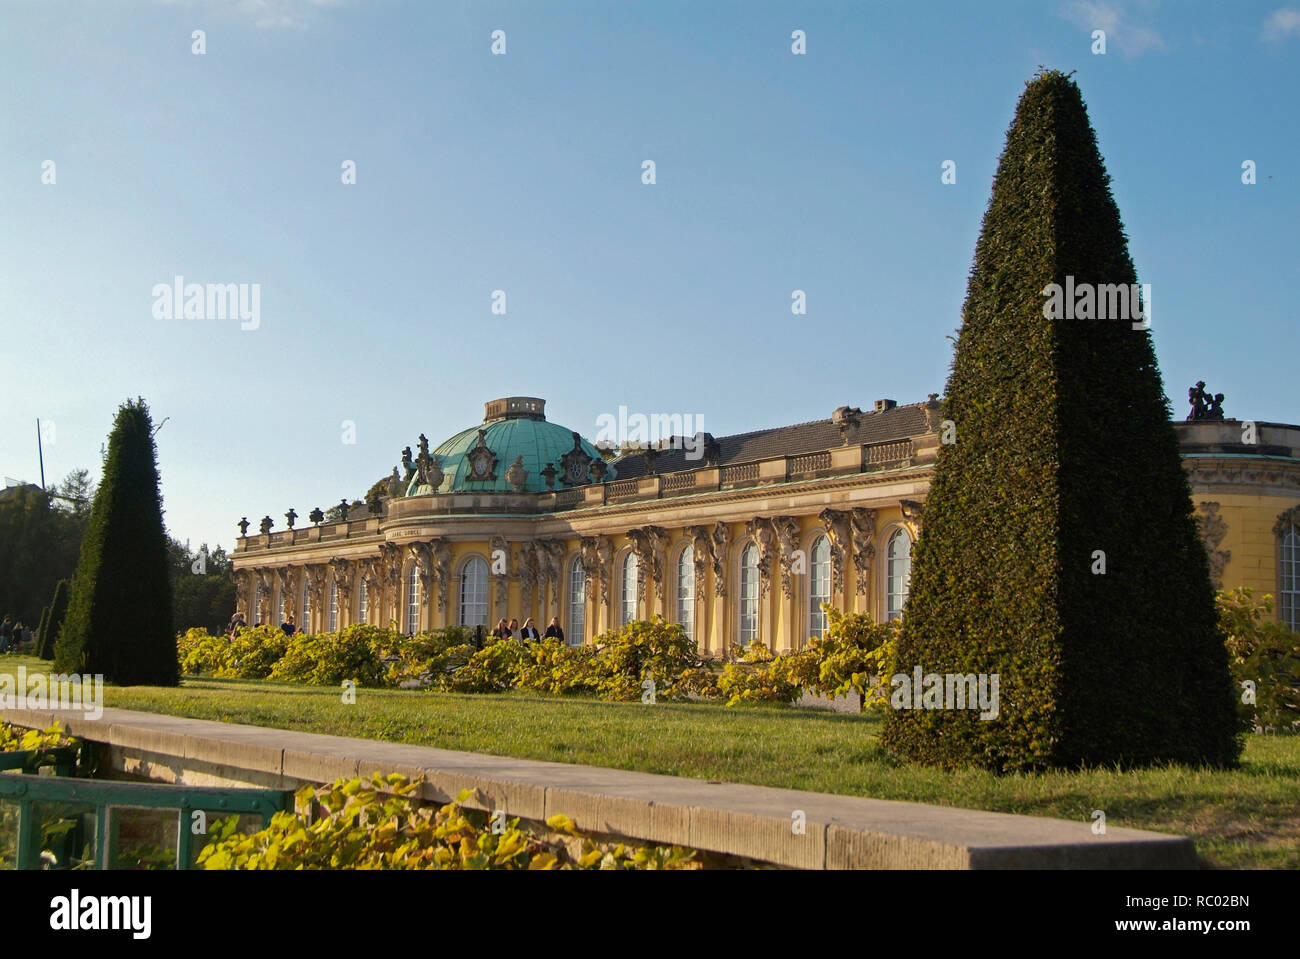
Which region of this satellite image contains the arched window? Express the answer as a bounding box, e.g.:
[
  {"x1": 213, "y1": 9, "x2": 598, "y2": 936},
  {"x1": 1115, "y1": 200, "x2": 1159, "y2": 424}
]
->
[
  {"x1": 621, "y1": 552, "x2": 639, "y2": 627},
  {"x1": 569, "y1": 555, "x2": 586, "y2": 645},
  {"x1": 677, "y1": 546, "x2": 695, "y2": 641},
  {"x1": 1281, "y1": 518, "x2": 1300, "y2": 631},
  {"x1": 886, "y1": 528, "x2": 912, "y2": 621},
  {"x1": 301, "y1": 579, "x2": 312, "y2": 632},
  {"x1": 459, "y1": 557, "x2": 489, "y2": 627},
  {"x1": 405, "y1": 565, "x2": 420, "y2": 634},
  {"x1": 358, "y1": 579, "x2": 369, "y2": 625},
  {"x1": 328, "y1": 579, "x2": 339, "y2": 632},
  {"x1": 739, "y1": 543, "x2": 759, "y2": 646},
  {"x1": 809, "y1": 535, "x2": 831, "y2": 638}
]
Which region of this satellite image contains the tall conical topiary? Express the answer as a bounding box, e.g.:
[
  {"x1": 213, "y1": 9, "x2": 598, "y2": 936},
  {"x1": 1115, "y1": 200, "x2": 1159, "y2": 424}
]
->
[
  {"x1": 38, "y1": 580, "x2": 69, "y2": 660},
  {"x1": 882, "y1": 71, "x2": 1241, "y2": 771},
  {"x1": 35, "y1": 605, "x2": 50, "y2": 656},
  {"x1": 55, "y1": 399, "x2": 178, "y2": 686}
]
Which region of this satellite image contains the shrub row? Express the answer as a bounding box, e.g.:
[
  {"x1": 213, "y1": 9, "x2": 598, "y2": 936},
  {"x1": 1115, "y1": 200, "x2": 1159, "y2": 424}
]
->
[{"x1": 197, "y1": 773, "x2": 700, "y2": 870}]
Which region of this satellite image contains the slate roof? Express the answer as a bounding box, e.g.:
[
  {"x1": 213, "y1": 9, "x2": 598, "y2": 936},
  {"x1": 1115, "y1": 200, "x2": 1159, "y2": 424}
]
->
[{"x1": 610, "y1": 402, "x2": 931, "y2": 479}]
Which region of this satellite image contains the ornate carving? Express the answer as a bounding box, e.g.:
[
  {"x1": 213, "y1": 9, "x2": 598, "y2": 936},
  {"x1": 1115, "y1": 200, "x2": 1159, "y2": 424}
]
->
[
  {"x1": 559, "y1": 432, "x2": 594, "y2": 486},
  {"x1": 711, "y1": 522, "x2": 731, "y2": 597},
  {"x1": 379, "y1": 542, "x2": 402, "y2": 613},
  {"x1": 259, "y1": 515, "x2": 273, "y2": 535},
  {"x1": 330, "y1": 559, "x2": 354, "y2": 619},
  {"x1": 819, "y1": 508, "x2": 851, "y2": 595},
  {"x1": 772, "y1": 515, "x2": 800, "y2": 599},
  {"x1": 596, "y1": 537, "x2": 615, "y2": 606},
  {"x1": 541, "y1": 462, "x2": 558, "y2": 491},
  {"x1": 687, "y1": 525, "x2": 714, "y2": 603},
  {"x1": 465, "y1": 430, "x2": 499, "y2": 482},
  {"x1": 232, "y1": 569, "x2": 250, "y2": 615},
  {"x1": 238, "y1": 517, "x2": 250, "y2": 537},
  {"x1": 922, "y1": 393, "x2": 942, "y2": 433},
  {"x1": 285, "y1": 508, "x2": 297, "y2": 529},
  {"x1": 627, "y1": 526, "x2": 669, "y2": 602},
  {"x1": 309, "y1": 507, "x2": 324, "y2": 525},
  {"x1": 517, "y1": 541, "x2": 539, "y2": 614},
  {"x1": 418, "y1": 452, "x2": 444, "y2": 491},
  {"x1": 506, "y1": 455, "x2": 529, "y2": 492},
  {"x1": 401, "y1": 446, "x2": 415, "y2": 483},
  {"x1": 1187, "y1": 381, "x2": 1226, "y2": 422},
  {"x1": 387, "y1": 467, "x2": 402, "y2": 498},
  {"x1": 1195, "y1": 502, "x2": 1231, "y2": 588},
  {"x1": 405, "y1": 542, "x2": 433, "y2": 610},
  {"x1": 489, "y1": 535, "x2": 510, "y2": 607},
  {"x1": 745, "y1": 517, "x2": 777, "y2": 600},
  {"x1": 1273, "y1": 503, "x2": 1300, "y2": 537},
  {"x1": 832, "y1": 406, "x2": 862, "y2": 445},
  {"x1": 306, "y1": 564, "x2": 328, "y2": 619},
  {"x1": 850, "y1": 508, "x2": 878, "y2": 596},
  {"x1": 277, "y1": 567, "x2": 297, "y2": 619},
  {"x1": 432, "y1": 539, "x2": 453, "y2": 611},
  {"x1": 899, "y1": 500, "x2": 923, "y2": 541}
]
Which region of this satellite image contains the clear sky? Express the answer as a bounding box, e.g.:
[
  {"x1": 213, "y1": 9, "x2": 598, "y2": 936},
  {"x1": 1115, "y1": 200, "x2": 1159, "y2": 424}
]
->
[{"x1": 2, "y1": 0, "x2": 1296, "y2": 554}]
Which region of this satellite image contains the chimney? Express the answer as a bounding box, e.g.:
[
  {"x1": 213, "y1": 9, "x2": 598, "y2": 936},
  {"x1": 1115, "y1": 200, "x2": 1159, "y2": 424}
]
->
[{"x1": 874, "y1": 399, "x2": 897, "y2": 413}]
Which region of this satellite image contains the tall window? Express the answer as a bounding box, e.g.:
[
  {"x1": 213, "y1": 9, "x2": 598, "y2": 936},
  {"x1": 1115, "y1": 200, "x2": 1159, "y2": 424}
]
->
[
  {"x1": 460, "y1": 557, "x2": 489, "y2": 627},
  {"x1": 1281, "y1": 519, "x2": 1299, "y2": 631},
  {"x1": 301, "y1": 580, "x2": 312, "y2": 632},
  {"x1": 405, "y1": 566, "x2": 420, "y2": 634},
  {"x1": 676, "y1": 546, "x2": 695, "y2": 641},
  {"x1": 568, "y1": 556, "x2": 586, "y2": 645},
  {"x1": 252, "y1": 584, "x2": 262, "y2": 624},
  {"x1": 739, "y1": 543, "x2": 759, "y2": 646},
  {"x1": 809, "y1": 535, "x2": 831, "y2": 638},
  {"x1": 277, "y1": 587, "x2": 286, "y2": 625},
  {"x1": 358, "y1": 580, "x2": 369, "y2": 625},
  {"x1": 886, "y1": 528, "x2": 912, "y2": 621},
  {"x1": 621, "y1": 552, "x2": 639, "y2": 626},
  {"x1": 328, "y1": 580, "x2": 339, "y2": 632}
]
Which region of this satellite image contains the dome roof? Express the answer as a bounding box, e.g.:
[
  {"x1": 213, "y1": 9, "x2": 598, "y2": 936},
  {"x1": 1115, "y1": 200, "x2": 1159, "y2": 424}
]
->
[{"x1": 405, "y1": 397, "x2": 609, "y2": 495}]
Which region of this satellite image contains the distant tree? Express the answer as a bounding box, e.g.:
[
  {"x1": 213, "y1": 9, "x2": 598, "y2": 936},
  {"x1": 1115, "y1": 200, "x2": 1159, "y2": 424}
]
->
[
  {"x1": 55, "y1": 398, "x2": 178, "y2": 686},
  {"x1": 35, "y1": 605, "x2": 50, "y2": 657},
  {"x1": 169, "y1": 538, "x2": 236, "y2": 634},
  {"x1": 0, "y1": 485, "x2": 83, "y2": 625},
  {"x1": 38, "y1": 580, "x2": 69, "y2": 660},
  {"x1": 54, "y1": 468, "x2": 96, "y2": 524}
]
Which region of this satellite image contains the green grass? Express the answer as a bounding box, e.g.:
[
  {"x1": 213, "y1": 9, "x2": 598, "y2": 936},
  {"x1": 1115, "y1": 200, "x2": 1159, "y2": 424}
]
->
[{"x1": 3, "y1": 654, "x2": 1297, "y2": 868}]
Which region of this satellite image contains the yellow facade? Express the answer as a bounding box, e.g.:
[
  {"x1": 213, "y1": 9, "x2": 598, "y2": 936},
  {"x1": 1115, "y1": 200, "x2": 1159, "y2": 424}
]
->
[{"x1": 232, "y1": 400, "x2": 1300, "y2": 650}]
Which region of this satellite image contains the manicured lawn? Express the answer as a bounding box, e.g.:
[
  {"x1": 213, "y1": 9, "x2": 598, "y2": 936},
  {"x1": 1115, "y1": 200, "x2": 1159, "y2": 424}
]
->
[{"x1": 4, "y1": 654, "x2": 1297, "y2": 868}]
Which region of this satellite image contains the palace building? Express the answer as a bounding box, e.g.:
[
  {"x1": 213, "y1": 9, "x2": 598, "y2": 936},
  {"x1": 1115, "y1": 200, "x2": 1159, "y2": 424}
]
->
[{"x1": 231, "y1": 395, "x2": 1300, "y2": 652}]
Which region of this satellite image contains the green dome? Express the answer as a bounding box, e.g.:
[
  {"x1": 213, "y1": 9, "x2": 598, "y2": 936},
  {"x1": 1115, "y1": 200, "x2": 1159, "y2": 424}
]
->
[{"x1": 406, "y1": 398, "x2": 608, "y2": 495}]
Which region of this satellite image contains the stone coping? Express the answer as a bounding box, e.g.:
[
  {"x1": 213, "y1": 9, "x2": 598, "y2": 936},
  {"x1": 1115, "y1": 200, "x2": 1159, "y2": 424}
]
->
[{"x1": 1, "y1": 706, "x2": 1197, "y2": 869}]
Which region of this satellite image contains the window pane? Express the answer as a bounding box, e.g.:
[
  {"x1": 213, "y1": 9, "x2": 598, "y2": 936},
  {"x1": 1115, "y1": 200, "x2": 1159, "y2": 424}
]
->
[
  {"x1": 677, "y1": 546, "x2": 694, "y2": 641},
  {"x1": 810, "y1": 535, "x2": 831, "y2": 638},
  {"x1": 460, "y1": 557, "x2": 488, "y2": 627},
  {"x1": 887, "y1": 529, "x2": 912, "y2": 621},
  {"x1": 569, "y1": 556, "x2": 586, "y2": 645}
]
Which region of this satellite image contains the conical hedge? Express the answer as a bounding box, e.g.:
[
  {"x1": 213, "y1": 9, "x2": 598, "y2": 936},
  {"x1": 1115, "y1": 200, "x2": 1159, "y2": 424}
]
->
[
  {"x1": 882, "y1": 71, "x2": 1242, "y2": 771},
  {"x1": 37, "y1": 581, "x2": 69, "y2": 661},
  {"x1": 55, "y1": 399, "x2": 178, "y2": 685},
  {"x1": 35, "y1": 605, "x2": 50, "y2": 657}
]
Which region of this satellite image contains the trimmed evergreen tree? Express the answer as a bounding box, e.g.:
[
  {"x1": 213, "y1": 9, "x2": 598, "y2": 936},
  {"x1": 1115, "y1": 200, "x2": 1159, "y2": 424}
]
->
[
  {"x1": 34, "y1": 605, "x2": 49, "y2": 655},
  {"x1": 54, "y1": 399, "x2": 178, "y2": 685},
  {"x1": 38, "y1": 580, "x2": 69, "y2": 660},
  {"x1": 882, "y1": 71, "x2": 1241, "y2": 771}
]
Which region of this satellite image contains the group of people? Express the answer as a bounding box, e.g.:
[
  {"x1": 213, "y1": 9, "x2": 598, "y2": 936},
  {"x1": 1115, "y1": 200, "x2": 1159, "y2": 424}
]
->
[
  {"x1": 226, "y1": 611, "x2": 297, "y2": 640},
  {"x1": 492, "y1": 616, "x2": 565, "y2": 643},
  {"x1": 0, "y1": 615, "x2": 32, "y2": 653}
]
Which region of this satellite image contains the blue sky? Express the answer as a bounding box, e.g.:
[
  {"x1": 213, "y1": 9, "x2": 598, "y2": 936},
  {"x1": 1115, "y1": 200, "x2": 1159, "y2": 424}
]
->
[{"x1": 2, "y1": 0, "x2": 1296, "y2": 552}]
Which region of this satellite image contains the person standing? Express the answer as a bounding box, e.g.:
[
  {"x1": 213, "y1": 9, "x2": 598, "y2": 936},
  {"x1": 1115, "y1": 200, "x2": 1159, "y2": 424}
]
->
[
  {"x1": 508, "y1": 618, "x2": 521, "y2": 641},
  {"x1": 520, "y1": 617, "x2": 541, "y2": 641},
  {"x1": 543, "y1": 617, "x2": 565, "y2": 643},
  {"x1": 493, "y1": 618, "x2": 511, "y2": 641},
  {"x1": 0, "y1": 616, "x2": 12, "y2": 654},
  {"x1": 281, "y1": 615, "x2": 296, "y2": 637}
]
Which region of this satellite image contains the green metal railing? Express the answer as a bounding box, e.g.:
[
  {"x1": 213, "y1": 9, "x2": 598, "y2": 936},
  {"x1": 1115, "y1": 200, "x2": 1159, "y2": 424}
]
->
[
  {"x1": 0, "y1": 746, "x2": 78, "y2": 777},
  {"x1": 0, "y1": 773, "x2": 293, "y2": 870}
]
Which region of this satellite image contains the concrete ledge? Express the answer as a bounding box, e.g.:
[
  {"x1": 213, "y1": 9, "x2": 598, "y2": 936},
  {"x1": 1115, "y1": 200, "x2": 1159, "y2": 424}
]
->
[{"x1": 1, "y1": 706, "x2": 1198, "y2": 869}]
